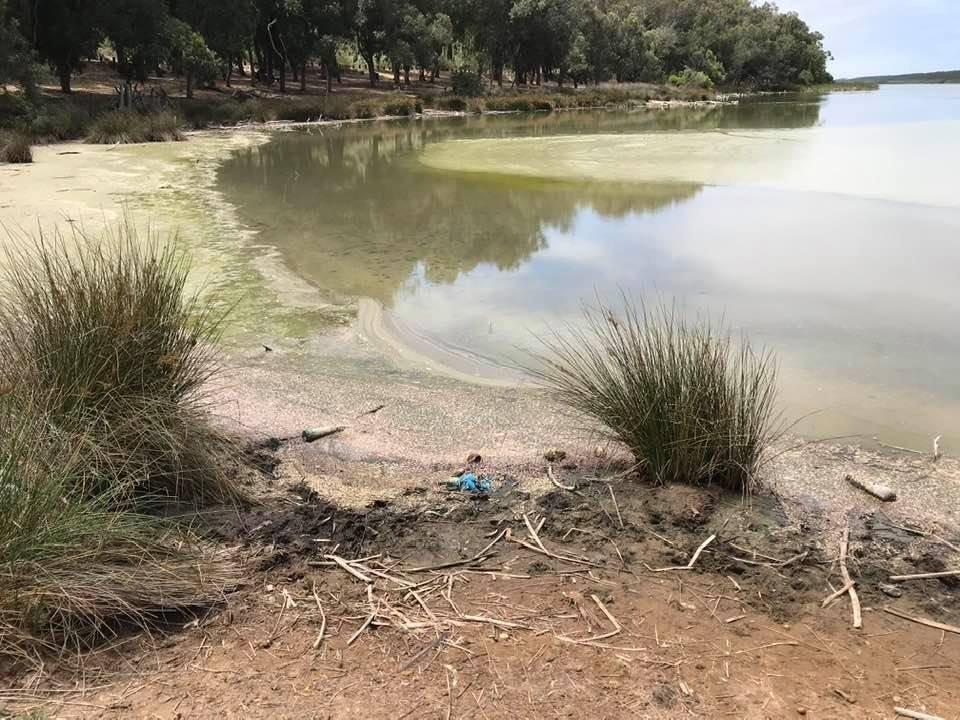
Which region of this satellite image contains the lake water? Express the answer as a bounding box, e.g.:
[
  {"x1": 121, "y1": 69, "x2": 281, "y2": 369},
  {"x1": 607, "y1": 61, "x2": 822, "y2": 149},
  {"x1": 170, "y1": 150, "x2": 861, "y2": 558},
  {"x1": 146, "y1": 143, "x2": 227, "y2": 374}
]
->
[{"x1": 217, "y1": 85, "x2": 960, "y2": 451}]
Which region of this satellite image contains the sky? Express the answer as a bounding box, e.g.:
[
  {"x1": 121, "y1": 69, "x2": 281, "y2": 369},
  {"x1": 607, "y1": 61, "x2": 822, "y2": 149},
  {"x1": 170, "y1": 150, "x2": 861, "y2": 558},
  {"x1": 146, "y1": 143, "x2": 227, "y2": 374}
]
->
[{"x1": 773, "y1": 0, "x2": 960, "y2": 78}]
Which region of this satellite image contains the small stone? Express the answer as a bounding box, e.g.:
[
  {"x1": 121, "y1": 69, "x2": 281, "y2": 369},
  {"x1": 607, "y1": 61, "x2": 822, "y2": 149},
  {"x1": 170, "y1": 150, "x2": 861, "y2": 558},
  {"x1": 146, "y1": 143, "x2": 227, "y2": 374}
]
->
[
  {"x1": 796, "y1": 708, "x2": 807, "y2": 716},
  {"x1": 879, "y1": 582, "x2": 903, "y2": 598},
  {"x1": 498, "y1": 631, "x2": 509, "y2": 641},
  {"x1": 544, "y1": 448, "x2": 567, "y2": 462}
]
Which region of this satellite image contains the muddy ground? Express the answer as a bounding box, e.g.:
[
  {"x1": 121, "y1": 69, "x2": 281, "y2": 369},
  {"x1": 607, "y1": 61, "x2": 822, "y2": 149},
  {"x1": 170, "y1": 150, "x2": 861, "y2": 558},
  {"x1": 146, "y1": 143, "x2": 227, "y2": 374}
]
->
[{"x1": 4, "y1": 433, "x2": 959, "y2": 720}]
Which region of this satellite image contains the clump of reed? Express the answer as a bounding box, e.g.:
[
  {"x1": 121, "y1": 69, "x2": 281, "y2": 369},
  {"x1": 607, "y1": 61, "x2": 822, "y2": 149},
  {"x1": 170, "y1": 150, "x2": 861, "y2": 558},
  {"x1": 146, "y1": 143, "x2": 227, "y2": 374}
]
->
[
  {"x1": 0, "y1": 223, "x2": 242, "y2": 664},
  {"x1": 528, "y1": 298, "x2": 781, "y2": 493},
  {"x1": 0, "y1": 223, "x2": 239, "y2": 506},
  {"x1": 0, "y1": 132, "x2": 32, "y2": 163},
  {"x1": 86, "y1": 110, "x2": 183, "y2": 144}
]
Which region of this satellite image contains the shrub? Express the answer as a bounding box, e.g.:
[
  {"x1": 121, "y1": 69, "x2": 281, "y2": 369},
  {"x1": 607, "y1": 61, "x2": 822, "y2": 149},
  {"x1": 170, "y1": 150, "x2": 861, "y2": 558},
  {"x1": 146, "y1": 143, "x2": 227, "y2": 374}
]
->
[
  {"x1": 435, "y1": 96, "x2": 468, "y2": 112},
  {"x1": 382, "y1": 99, "x2": 417, "y2": 117},
  {"x1": 30, "y1": 105, "x2": 91, "y2": 141},
  {"x1": 350, "y1": 100, "x2": 381, "y2": 119},
  {"x1": 668, "y1": 68, "x2": 714, "y2": 90},
  {"x1": 451, "y1": 70, "x2": 484, "y2": 97},
  {"x1": 528, "y1": 298, "x2": 781, "y2": 492},
  {"x1": 0, "y1": 92, "x2": 32, "y2": 125},
  {"x1": 86, "y1": 110, "x2": 183, "y2": 144},
  {"x1": 177, "y1": 98, "x2": 249, "y2": 128},
  {"x1": 0, "y1": 223, "x2": 240, "y2": 506},
  {"x1": 0, "y1": 132, "x2": 32, "y2": 163}
]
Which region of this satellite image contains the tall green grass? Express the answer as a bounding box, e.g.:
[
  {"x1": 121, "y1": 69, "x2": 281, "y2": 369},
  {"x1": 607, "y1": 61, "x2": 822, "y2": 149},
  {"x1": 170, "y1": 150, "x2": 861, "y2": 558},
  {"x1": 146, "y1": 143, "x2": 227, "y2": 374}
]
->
[
  {"x1": 86, "y1": 110, "x2": 183, "y2": 144},
  {"x1": 528, "y1": 298, "x2": 781, "y2": 493},
  {"x1": 0, "y1": 224, "x2": 240, "y2": 506},
  {"x1": 0, "y1": 223, "x2": 242, "y2": 664}
]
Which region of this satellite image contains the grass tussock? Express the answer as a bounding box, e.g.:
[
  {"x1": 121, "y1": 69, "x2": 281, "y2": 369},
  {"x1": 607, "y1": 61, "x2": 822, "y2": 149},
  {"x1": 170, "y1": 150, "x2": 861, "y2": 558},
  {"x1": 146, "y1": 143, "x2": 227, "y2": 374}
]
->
[
  {"x1": 0, "y1": 223, "x2": 239, "y2": 506},
  {"x1": 0, "y1": 132, "x2": 32, "y2": 163},
  {"x1": 86, "y1": 110, "x2": 183, "y2": 144},
  {"x1": 0, "y1": 403, "x2": 238, "y2": 657},
  {"x1": 0, "y1": 223, "x2": 242, "y2": 663},
  {"x1": 528, "y1": 298, "x2": 781, "y2": 493}
]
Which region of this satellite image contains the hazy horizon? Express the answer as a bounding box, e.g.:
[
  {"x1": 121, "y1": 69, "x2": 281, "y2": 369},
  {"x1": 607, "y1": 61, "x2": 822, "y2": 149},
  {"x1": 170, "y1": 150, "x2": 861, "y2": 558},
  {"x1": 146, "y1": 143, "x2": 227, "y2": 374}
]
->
[{"x1": 774, "y1": 0, "x2": 959, "y2": 78}]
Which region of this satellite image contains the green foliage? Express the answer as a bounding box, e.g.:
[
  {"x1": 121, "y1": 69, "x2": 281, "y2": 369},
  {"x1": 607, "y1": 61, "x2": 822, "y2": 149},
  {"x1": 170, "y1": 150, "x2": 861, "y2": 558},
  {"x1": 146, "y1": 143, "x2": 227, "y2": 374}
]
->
[
  {"x1": 86, "y1": 110, "x2": 183, "y2": 144},
  {"x1": 451, "y1": 70, "x2": 484, "y2": 96},
  {"x1": 668, "y1": 68, "x2": 713, "y2": 89},
  {"x1": 528, "y1": 299, "x2": 781, "y2": 493},
  {"x1": 0, "y1": 132, "x2": 31, "y2": 163}
]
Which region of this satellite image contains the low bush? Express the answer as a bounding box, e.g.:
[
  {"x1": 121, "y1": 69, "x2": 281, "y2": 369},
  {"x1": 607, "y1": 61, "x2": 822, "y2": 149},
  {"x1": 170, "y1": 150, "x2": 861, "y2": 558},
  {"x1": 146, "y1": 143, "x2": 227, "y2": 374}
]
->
[
  {"x1": 528, "y1": 298, "x2": 781, "y2": 493},
  {"x1": 86, "y1": 110, "x2": 183, "y2": 144},
  {"x1": 668, "y1": 68, "x2": 714, "y2": 90},
  {"x1": 381, "y1": 99, "x2": 417, "y2": 117},
  {"x1": 434, "y1": 96, "x2": 468, "y2": 112},
  {"x1": 0, "y1": 132, "x2": 32, "y2": 163},
  {"x1": 451, "y1": 70, "x2": 484, "y2": 97},
  {"x1": 29, "y1": 105, "x2": 91, "y2": 141}
]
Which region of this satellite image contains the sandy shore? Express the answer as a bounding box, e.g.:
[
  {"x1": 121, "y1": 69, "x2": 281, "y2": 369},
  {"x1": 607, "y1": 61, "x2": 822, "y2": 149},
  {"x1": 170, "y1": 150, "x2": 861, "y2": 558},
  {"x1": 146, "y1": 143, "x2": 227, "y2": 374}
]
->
[{"x1": 2, "y1": 128, "x2": 959, "y2": 540}]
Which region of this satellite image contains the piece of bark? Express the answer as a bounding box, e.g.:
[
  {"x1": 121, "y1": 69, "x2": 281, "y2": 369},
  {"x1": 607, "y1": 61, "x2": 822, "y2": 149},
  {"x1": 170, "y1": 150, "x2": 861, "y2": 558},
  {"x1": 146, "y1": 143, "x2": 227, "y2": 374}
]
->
[
  {"x1": 302, "y1": 425, "x2": 347, "y2": 442},
  {"x1": 846, "y1": 474, "x2": 897, "y2": 502}
]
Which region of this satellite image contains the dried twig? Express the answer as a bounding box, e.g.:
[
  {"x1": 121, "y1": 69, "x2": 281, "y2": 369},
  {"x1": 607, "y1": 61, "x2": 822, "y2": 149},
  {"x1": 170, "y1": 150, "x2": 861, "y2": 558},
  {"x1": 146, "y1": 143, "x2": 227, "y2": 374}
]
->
[
  {"x1": 889, "y1": 570, "x2": 960, "y2": 582},
  {"x1": 821, "y1": 581, "x2": 854, "y2": 608},
  {"x1": 838, "y1": 526, "x2": 862, "y2": 629},
  {"x1": 325, "y1": 555, "x2": 373, "y2": 584},
  {"x1": 647, "y1": 534, "x2": 716, "y2": 572},
  {"x1": 547, "y1": 464, "x2": 575, "y2": 491},
  {"x1": 311, "y1": 583, "x2": 327, "y2": 650},
  {"x1": 608, "y1": 486, "x2": 624, "y2": 529},
  {"x1": 883, "y1": 608, "x2": 960, "y2": 636},
  {"x1": 895, "y1": 708, "x2": 945, "y2": 720}
]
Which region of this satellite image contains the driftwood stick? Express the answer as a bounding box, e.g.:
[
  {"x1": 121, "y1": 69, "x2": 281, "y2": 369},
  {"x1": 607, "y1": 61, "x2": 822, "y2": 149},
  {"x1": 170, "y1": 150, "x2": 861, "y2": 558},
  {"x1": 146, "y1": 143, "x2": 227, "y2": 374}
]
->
[
  {"x1": 895, "y1": 708, "x2": 945, "y2": 720},
  {"x1": 547, "y1": 464, "x2": 575, "y2": 491},
  {"x1": 311, "y1": 583, "x2": 327, "y2": 650},
  {"x1": 889, "y1": 570, "x2": 960, "y2": 582},
  {"x1": 846, "y1": 475, "x2": 897, "y2": 502},
  {"x1": 821, "y1": 581, "x2": 854, "y2": 608},
  {"x1": 325, "y1": 555, "x2": 373, "y2": 584},
  {"x1": 838, "y1": 527, "x2": 863, "y2": 629},
  {"x1": 523, "y1": 513, "x2": 549, "y2": 553},
  {"x1": 883, "y1": 607, "x2": 960, "y2": 636}
]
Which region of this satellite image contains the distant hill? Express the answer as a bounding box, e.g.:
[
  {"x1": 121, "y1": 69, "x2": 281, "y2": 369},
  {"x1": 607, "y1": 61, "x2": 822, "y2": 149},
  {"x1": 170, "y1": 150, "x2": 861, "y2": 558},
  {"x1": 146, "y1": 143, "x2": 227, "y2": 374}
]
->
[{"x1": 849, "y1": 70, "x2": 960, "y2": 84}]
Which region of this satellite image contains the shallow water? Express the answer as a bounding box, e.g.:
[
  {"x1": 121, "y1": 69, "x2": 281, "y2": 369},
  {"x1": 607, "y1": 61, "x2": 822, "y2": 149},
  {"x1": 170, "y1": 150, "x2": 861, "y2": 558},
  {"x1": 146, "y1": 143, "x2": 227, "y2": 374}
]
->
[{"x1": 217, "y1": 86, "x2": 960, "y2": 451}]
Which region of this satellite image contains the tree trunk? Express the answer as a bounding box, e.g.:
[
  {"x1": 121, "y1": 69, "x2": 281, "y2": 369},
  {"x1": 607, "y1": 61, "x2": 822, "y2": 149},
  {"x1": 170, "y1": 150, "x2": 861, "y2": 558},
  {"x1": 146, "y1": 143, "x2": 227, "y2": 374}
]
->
[
  {"x1": 325, "y1": 63, "x2": 332, "y2": 93},
  {"x1": 278, "y1": 52, "x2": 286, "y2": 92},
  {"x1": 249, "y1": 47, "x2": 257, "y2": 84},
  {"x1": 226, "y1": 54, "x2": 233, "y2": 87},
  {"x1": 419, "y1": 67, "x2": 425, "y2": 81},
  {"x1": 301, "y1": 59, "x2": 307, "y2": 92},
  {"x1": 365, "y1": 54, "x2": 377, "y2": 86},
  {"x1": 404, "y1": 66, "x2": 410, "y2": 86},
  {"x1": 237, "y1": 56, "x2": 246, "y2": 76},
  {"x1": 186, "y1": 70, "x2": 194, "y2": 99},
  {"x1": 58, "y1": 64, "x2": 72, "y2": 93}
]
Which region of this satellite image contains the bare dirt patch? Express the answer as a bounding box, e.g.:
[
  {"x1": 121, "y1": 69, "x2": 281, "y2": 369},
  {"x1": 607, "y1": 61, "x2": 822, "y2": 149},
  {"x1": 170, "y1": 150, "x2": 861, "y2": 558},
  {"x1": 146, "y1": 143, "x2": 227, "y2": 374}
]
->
[{"x1": 4, "y1": 438, "x2": 959, "y2": 719}]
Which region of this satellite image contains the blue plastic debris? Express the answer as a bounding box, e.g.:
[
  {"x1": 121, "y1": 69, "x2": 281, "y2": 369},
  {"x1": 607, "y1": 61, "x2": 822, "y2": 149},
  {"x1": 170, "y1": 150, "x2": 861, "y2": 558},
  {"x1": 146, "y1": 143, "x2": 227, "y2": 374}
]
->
[{"x1": 441, "y1": 472, "x2": 493, "y2": 493}]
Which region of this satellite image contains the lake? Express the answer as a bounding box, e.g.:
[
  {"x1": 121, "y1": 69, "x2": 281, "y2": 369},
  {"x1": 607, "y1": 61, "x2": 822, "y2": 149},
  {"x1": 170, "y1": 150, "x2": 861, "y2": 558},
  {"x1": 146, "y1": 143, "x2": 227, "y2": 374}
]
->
[{"x1": 216, "y1": 85, "x2": 960, "y2": 452}]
